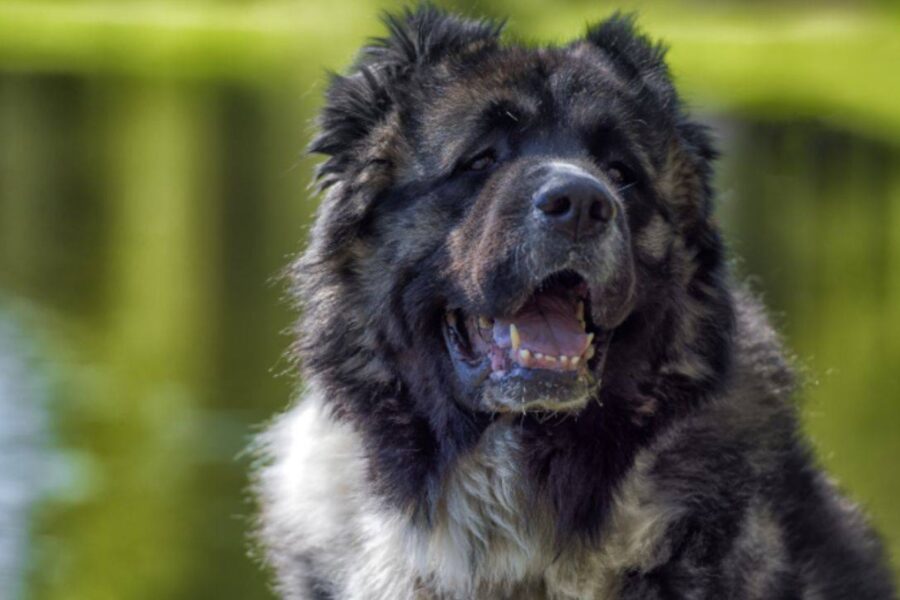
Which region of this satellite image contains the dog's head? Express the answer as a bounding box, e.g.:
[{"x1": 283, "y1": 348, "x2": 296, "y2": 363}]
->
[{"x1": 295, "y1": 6, "x2": 733, "y2": 500}]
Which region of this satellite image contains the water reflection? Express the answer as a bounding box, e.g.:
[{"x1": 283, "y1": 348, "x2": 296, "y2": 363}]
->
[{"x1": 0, "y1": 312, "x2": 50, "y2": 600}]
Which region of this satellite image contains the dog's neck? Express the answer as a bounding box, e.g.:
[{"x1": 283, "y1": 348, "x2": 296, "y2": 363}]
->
[
  {"x1": 403, "y1": 415, "x2": 680, "y2": 598},
  {"x1": 407, "y1": 419, "x2": 550, "y2": 589}
]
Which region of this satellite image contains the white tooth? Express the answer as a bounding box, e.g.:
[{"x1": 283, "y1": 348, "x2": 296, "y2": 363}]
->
[
  {"x1": 535, "y1": 352, "x2": 544, "y2": 360},
  {"x1": 510, "y1": 324, "x2": 520, "y2": 350},
  {"x1": 586, "y1": 332, "x2": 595, "y2": 345},
  {"x1": 585, "y1": 345, "x2": 595, "y2": 360},
  {"x1": 519, "y1": 349, "x2": 531, "y2": 363},
  {"x1": 561, "y1": 356, "x2": 570, "y2": 366},
  {"x1": 545, "y1": 355, "x2": 557, "y2": 363},
  {"x1": 571, "y1": 356, "x2": 581, "y2": 366},
  {"x1": 479, "y1": 316, "x2": 492, "y2": 329}
]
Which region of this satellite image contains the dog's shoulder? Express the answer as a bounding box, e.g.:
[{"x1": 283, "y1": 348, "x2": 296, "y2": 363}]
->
[{"x1": 609, "y1": 289, "x2": 894, "y2": 599}]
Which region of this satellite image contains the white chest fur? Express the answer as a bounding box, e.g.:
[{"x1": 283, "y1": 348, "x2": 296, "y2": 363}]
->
[{"x1": 258, "y1": 391, "x2": 680, "y2": 600}]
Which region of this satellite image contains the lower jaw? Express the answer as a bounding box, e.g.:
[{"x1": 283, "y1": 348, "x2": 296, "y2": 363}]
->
[
  {"x1": 490, "y1": 396, "x2": 590, "y2": 414},
  {"x1": 478, "y1": 366, "x2": 597, "y2": 414}
]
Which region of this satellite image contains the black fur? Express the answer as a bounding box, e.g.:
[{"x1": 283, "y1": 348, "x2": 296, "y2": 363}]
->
[{"x1": 255, "y1": 6, "x2": 897, "y2": 599}]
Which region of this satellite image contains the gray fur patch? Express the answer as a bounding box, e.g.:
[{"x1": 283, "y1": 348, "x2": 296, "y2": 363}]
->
[{"x1": 634, "y1": 213, "x2": 672, "y2": 262}]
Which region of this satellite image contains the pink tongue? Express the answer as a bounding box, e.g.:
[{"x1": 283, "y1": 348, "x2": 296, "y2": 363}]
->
[{"x1": 494, "y1": 290, "x2": 590, "y2": 358}]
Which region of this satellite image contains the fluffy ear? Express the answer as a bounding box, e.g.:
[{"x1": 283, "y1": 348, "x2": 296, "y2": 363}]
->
[
  {"x1": 360, "y1": 4, "x2": 504, "y2": 76},
  {"x1": 586, "y1": 13, "x2": 669, "y2": 82},
  {"x1": 589, "y1": 14, "x2": 718, "y2": 221},
  {"x1": 310, "y1": 4, "x2": 504, "y2": 187},
  {"x1": 585, "y1": 12, "x2": 677, "y2": 110}
]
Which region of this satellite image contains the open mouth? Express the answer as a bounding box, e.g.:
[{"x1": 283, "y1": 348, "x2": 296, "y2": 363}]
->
[{"x1": 444, "y1": 271, "x2": 607, "y2": 382}]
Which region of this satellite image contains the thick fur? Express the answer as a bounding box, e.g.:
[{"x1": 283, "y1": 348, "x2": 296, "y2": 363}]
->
[{"x1": 254, "y1": 7, "x2": 896, "y2": 599}]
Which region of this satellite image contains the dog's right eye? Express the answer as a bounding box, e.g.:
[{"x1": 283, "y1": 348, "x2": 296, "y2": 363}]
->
[
  {"x1": 605, "y1": 161, "x2": 638, "y2": 189},
  {"x1": 462, "y1": 149, "x2": 497, "y2": 172}
]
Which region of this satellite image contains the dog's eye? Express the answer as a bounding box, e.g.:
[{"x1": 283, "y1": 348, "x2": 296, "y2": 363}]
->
[
  {"x1": 605, "y1": 161, "x2": 637, "y2": 188},
  {"x1": 463, "y1": 149, "x2": 497, "y2": 172}
]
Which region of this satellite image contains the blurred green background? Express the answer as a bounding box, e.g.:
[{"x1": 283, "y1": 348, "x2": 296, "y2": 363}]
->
[{"x1": 0, "y1": 0, "x2": 897, "y2": 598}]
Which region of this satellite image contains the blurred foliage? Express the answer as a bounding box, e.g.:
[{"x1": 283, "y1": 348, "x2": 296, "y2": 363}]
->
[
  {"x1": 0, "y1": 1, "x2": 898, "y2": 140},
  {"x1": 0, "y1": 1, "x2": 897, "y2": 599}
]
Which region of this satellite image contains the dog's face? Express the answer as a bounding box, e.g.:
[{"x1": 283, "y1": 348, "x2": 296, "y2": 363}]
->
[
  {"x1": 298, "y1": 8, "x2": 728, "y2": 456},
  {"x1": 433, "y1": 52, "x2": 653, "y2": 413}
]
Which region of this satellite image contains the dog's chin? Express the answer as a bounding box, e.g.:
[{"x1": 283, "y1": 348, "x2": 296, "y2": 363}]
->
[
  {"x1": 481, "y1": 367, "x2": 597, "y2": 413},
  {"x1": 443, "y1": 270, "x2": 614, "y2": 414}
]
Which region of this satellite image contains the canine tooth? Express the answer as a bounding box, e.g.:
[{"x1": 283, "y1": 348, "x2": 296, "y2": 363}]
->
[
  {"x1": 479, "y1": 316, "x2": 492, "y2": 329},
  {"x1": 585, "y1": 345, "x2": 595, "y2": 360},
  {"x1": 586, "y1": 332, "x2": 595, "y2": 345},
  {"x1": 571, "y1": 356, "x2": 581, "y2": 366},
  {"x1": 519, "y1": 349, "x2": 531, "y2": 362},
  {"x1": 576, "y1": 301, "x2": 585, "y2": 323},
  {"x1": 510, "y1": 324, "x2": 520, "y2": 350}
]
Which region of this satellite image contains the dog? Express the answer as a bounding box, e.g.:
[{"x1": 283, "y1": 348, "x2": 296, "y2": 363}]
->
[{"x1": 253, "y1": 6, "x2": 896, "y2": 599}]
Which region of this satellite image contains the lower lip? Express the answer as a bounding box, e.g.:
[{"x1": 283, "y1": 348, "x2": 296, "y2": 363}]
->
[
  {"x1": 495, "y1": 400, "x2": 588, "y2": 414},
  {"x1": 489, "y1": 363, "x2": 584, "y2": 381}
]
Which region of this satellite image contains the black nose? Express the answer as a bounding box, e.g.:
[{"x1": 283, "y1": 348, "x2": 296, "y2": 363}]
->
[{"x1": 533, "y1": 171, "x2": 616, "y2": 241}]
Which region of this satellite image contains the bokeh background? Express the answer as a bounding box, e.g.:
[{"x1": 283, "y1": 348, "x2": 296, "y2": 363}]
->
[{"x1": 0, "y1": 0, "x2": 898, "y2": 598}]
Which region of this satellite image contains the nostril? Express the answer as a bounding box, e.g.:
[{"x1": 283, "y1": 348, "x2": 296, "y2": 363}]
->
[
  {"x1": 532, "y1": 169, "x2": 616, "y2": 241},
  {"x1": 536, "y1": 194, "x2": 571, "y2": 217},
  {"x1": 589, "y1": 195, "x2": 616, "y2": 222}
]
